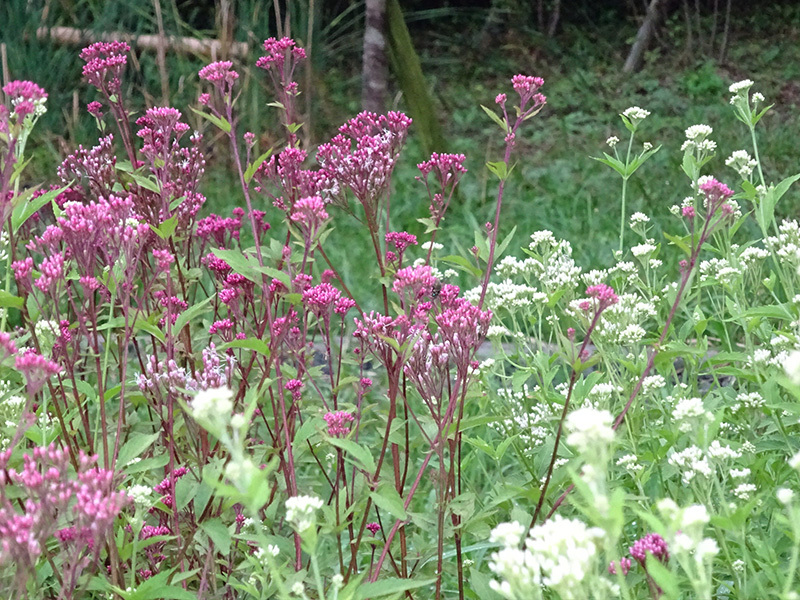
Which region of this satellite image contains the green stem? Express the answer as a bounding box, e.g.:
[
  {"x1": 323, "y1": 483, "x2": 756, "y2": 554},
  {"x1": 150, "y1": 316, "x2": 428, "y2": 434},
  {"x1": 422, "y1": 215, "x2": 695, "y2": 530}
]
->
[{"x1": 619, "y1": 133, "x2": 635, "y2": 254}]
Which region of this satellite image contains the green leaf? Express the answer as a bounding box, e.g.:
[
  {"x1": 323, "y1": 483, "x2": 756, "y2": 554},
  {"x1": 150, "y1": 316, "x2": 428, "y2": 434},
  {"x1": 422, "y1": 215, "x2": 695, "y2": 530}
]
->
[
  {"x1": 12, "y1": 185, "x2": 67, "y2": 234},
  {"x1": 199, "y1": 518, "x2": 231, "y2": 554},
  {"x1": 221, "y1": 337, "x2": 271, "y2": 358},
  {"x1": 370, "y1": 483, "x2": 408, "y2": 521},
  {"x1": 327, "y1": 438, "x2": 376, "y2": 473},
  {"x1": 663, "y1": 232, "x2": 691, "y2": 256},
  {"x1": 117, "y1": 432, "x2": 160, "y2": 468},
  {"x1": 244, "y1": 148, "x2": 274, "y2": 184},
  {"x1": 440, "y1": 254, "x2": 481, "y2": 277},
  {"x1": 130, "y1": 172, "x2": 161, "y2": 194},
  {"x1": 172, "y1": 295, "x2": 213, "y2": 334},
  {"x1": 591, "y1": 153, "x2": 627, "y2": 177},
  {"x1": 0, "y1": 290, "x2": 24, "y2": 309},
  {"x1": 480, "y1": 104, "x2": 507, "y2": 130},
  {"x1": 752, "y1": 103, "x2": 774, "y2": 126},
  {"x1": 357, "y1": 577, "x2": 436, "y2": 599},
  {"x1": 645, "y1": 556, "x2": 679, "y2": 599},
  {"x1": 189, "y1": 106, "x2": 231, "y2": 133},
  {"x1": 486, "y1": 161, "x2": 508, "y2": 181},
  {"x1": 149, "y1": 215, "x2": 178, "y2": 240},
  {"x1": 127, "y1": 570, "x2": 198, "y2": 600},
  {"x1": 495, "y1": 225, "x2": 518, "y2": 260}
]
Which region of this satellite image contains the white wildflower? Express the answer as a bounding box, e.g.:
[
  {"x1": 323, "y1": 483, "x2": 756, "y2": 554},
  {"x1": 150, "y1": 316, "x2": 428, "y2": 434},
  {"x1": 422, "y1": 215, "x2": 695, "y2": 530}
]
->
[
  {"x1": 622, "y1": 106, "x2": 650, "y2": 123},
  {"x1": 490, "y1": 521, "x2": 527, "y2": 547},
  {"x1": 566, "y1": 407, "x2": 615, "y2": 456},
  {"x1": 606, "y1": 136, "x2": 619, "y2": 147},
  {"x1": 777, "y1": 488, "x2": 794, "y2": 505},
  {"x1": 191, "y1": 387, "x2": 234, "y2": 425},
  {"x1": 285, "y1": 495, "x2": 323, "y2": 532},
  {"x1": 732, "y1": 483, "x2": 756, "y2": 500},
  {"x1": 729, "y1": 79, "x2": 754, "y2": 95}
]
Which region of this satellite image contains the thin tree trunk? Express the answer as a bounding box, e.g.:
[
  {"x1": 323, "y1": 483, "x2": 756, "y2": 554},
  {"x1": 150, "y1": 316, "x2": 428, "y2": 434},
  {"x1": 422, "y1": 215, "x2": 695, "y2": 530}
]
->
[
  {"x1": 718, "y1": 0, "x2": 732, "y2": 62},
  {"x1": 546, "y1": 0, "x2": 561, "y2": 38},
  {"x1": 362, "y1": 0, "x2": 388, "y2": 114},
  {"x1": 623, "y1": 0, "x2": 666, "y2": 73},
  {"x1": 683, "y1": 0, "x2": 693, "y2": 58}
]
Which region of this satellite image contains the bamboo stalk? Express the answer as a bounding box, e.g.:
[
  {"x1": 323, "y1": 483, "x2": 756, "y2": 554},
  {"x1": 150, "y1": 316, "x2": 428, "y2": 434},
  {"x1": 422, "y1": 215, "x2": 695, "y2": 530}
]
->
[{"x1": 35, "y1": 26, "x2": 250, "y2": 58}]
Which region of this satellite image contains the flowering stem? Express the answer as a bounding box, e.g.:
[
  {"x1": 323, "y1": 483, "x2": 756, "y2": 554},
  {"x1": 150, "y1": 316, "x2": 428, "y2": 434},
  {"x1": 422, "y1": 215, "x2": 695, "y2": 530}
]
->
[
  {"x1": 530, "y1": 309, "x2": 602, "y2": 528},
  {"x1": 619, "y1": 133, "x2": 635, "y2": 254},
  {"x1": 478, "y1": 139, "x2": 514, "y2": 309}
]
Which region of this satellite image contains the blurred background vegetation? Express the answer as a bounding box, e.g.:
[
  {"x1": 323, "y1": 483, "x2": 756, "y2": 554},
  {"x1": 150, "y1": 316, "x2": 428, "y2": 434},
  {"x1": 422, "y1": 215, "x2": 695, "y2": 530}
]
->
[{"x1": 2, "y1": 0, "x2": 800, "y2": 300}]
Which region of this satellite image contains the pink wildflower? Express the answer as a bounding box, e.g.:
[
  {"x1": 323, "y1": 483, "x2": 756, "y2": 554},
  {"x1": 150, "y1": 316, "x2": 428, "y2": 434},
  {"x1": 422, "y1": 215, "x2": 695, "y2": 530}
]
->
[
  {"x1": 630, "y1": 532, "x2": 669, "y2": 565},
  {"x1": 586, "y1": 283, "x2": 619, "y2": 312},
  {"x1": 324, "y1": 411, "x2": 355, "y2": 438}
]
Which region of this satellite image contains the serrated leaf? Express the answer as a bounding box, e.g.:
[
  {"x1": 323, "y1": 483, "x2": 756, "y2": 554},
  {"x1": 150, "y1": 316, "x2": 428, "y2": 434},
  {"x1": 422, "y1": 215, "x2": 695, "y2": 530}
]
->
[
  {"x1": 591, "y1": 153, "x2": 627, "y2": 177},
  {"x1": 370, "y1": 484, "x2": 408, "y2": 521},
  {"x1": 150, "y1": 215, "x2": 178, "y2": 240},
  {"x1": 0, "y1": 291, "x2": 24, "y2": 309},
  {"x1": 189, "y1": 106, "x2": 231, "y2": 133}
]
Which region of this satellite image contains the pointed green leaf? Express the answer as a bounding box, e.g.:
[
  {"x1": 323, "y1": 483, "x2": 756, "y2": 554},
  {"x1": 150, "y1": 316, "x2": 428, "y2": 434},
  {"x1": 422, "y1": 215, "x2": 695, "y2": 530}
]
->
[{"x1": 189, "y1": 106, "x2": 231, "y2": 133}]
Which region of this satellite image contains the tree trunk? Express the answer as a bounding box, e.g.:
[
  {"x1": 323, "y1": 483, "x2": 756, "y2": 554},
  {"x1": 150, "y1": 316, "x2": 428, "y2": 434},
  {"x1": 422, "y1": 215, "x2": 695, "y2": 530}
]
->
[
  {"x1": 623, "y1": 0, "x2": 666, "y2": 73},
  {"x1": 362, "y1": 0, "x2": 388, "y2": 114}
]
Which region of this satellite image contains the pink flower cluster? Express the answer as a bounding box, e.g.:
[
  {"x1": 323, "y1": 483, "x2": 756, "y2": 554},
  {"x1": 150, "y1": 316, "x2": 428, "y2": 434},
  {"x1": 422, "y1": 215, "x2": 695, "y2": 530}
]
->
[
  {"x1": 699, "y1": 177, "x2": 735, "y2": 216},
  {"x1": 586, "y1": 283, "x2": 619, "y2": 312},
  {"x1": 2, "y1": 80, "x2": 47, "y2": 118},
  {"x1": 256, "y1": 37, "x2": 306, "y2": 87},
  {"x1": 393, "y1": 264, "x2": 437, "y2": 303},
  {"x1": 198, "y1": 60, "x2": 239, "y2": 97},
  {"x1": 324, "y1": 411, "x2": 354, "y2": 438},
  {"x1": 511, "y1": 74, "x2": 547, "y2": 111},
  {"x1": 630, "y1": 532, "x2": 669, "y2": 565},
  {"x1": 0, "y1": 445, "x2": 127, "y2": 577},
  {"x1": 80, "y1": 41, "x2": 130, "y2": 94},
  {"x1": 317, "y1": 112, "x2": 412, "y2": 214}
]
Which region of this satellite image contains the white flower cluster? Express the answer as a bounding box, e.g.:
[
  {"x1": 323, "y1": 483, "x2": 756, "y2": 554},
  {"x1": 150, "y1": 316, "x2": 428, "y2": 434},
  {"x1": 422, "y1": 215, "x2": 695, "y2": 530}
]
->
[
  {"x1": 622, "y1": 106, "x2": 651, "y2": 123},
  {"x1": 672, "y1": 397, "x2": 712, "y2": 433},
  {"x1": 729, "y1": 79, "x2": 755, "y2": 104},
  {"x1": 629, "y1": 211, "x2": 650, "y2": 229},
  {"x1": 725, "y1": 150, "x2": 758, "y2": 178},
  {"x1": 631, "y1": 239, "x2": 657, "y2": 259},
  {"x1": 566, "y1": 407, "x2": 615, "y2": 456},
  {"x1": 698, "y1": 257, "x2": 742, "y2": 286},
  {"x1": 616, "y1": 453, "x2": 644, "y2": 474},
  {"x1": 642, "y1": 374, "x2": 666, "y2": 394},
  {"x1": 588, "y1": 382, "x2": 624, "y2": 404},
  {"x1": 488, "y1": 516, "x2": 605, "y2": 600},
  {"x1": 587, "y1": 292, "x2": 656, "y2": 346},
  {"x1": 732, "y1": 391, "x2": 764, "y2": 412},
  {"x1": 191, "y1": 387, "x2": 234, "y2": 426},
  {"x1": 492, "y1": 385, "x2": 558, "y2": 454},
  {"x1": 481, "y1": 279, "x2": 548, "y2": 312},
  {"x1": 737, "y1": 245, "x2": 769, "y2": 268},
  {"x1": 681, "y1": 124, "x2": 716, "y2": 153},
  {"x1": 128, "y1": 484, "x2": 153, "y2": 508},
  {"x1": 285, "y1": 495, "x2": 323, "y2": 532},
  {"x1": 668, "y1": 445, "x2": 712, "y2": 484},
  {"x1": 765, "y1": 219, "x2": 800, "y2": 266}
]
